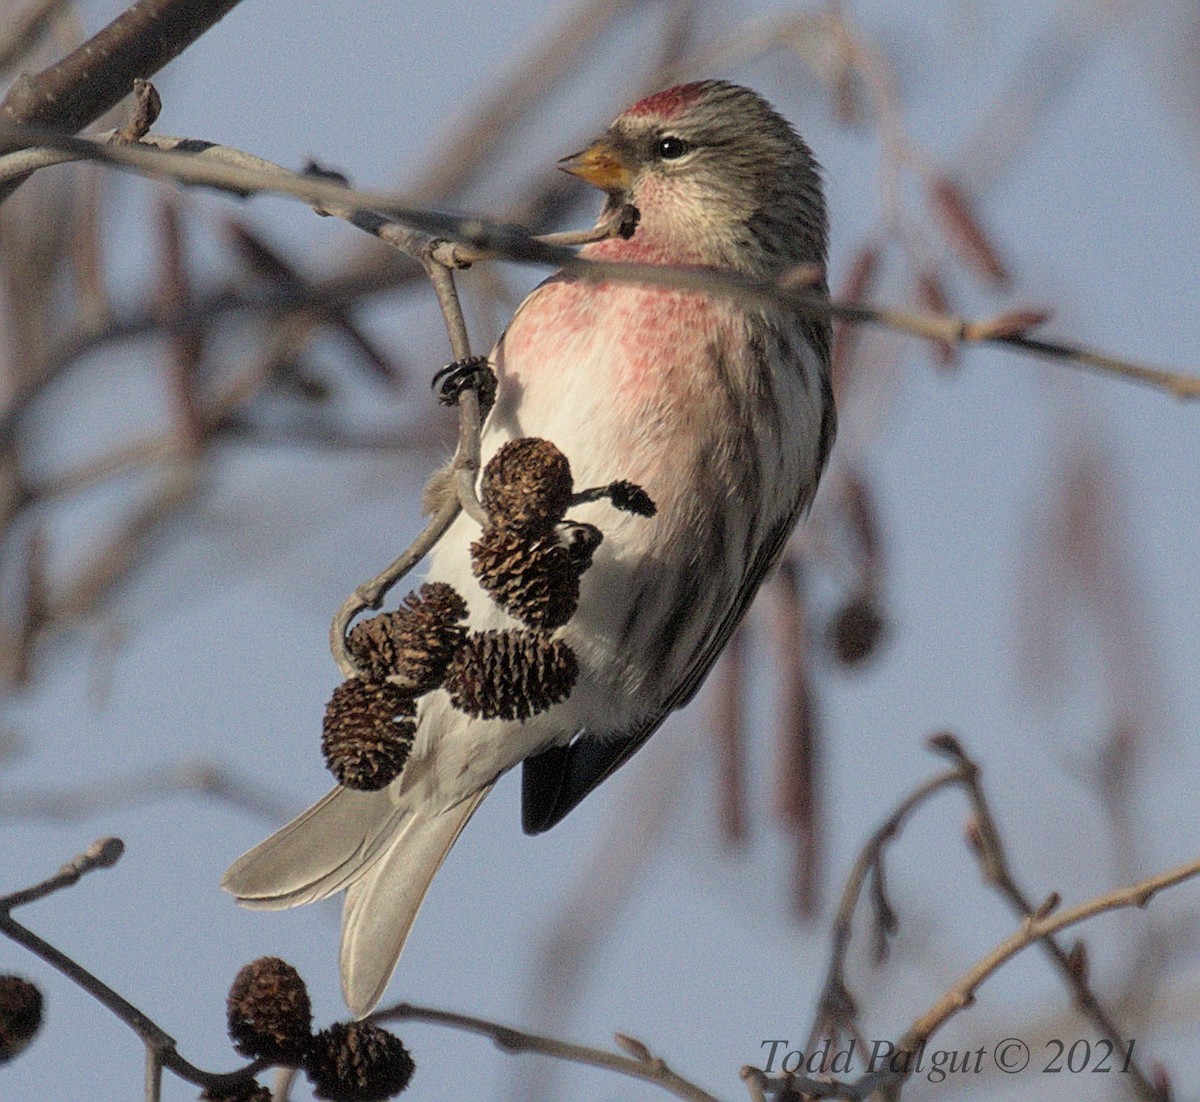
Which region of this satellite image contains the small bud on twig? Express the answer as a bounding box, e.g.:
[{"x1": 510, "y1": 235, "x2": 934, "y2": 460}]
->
[
  {"x1": 964, "y1": 308, "x2": 1052, "y2": 342},
  {"x1": 927, "y1": 731, "x2": 965, "y2": 760},
  {"x1": 614, "y1": 1033, "x2": 653, "y2": 1062},
  {"x1": 1031, "y1": 891, "x2": 1061, "y2": 921},
  {"x1": 113, "y1": 79, "x2": 161, "y2": 144}
]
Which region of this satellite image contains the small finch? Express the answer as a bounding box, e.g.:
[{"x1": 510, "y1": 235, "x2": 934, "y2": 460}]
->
[{"x1": 224, "y1": 81, "x2": 836, "y2": 1015}]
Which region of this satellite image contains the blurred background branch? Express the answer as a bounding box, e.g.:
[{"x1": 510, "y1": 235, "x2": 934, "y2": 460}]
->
[{"x1": 1, "y1": 0, "x2": 1197, "y2": 1099}]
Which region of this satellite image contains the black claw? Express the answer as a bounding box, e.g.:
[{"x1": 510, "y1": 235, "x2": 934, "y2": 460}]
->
[
  {"x1": 560, "y1": 522, "x2": 604, "y2": 571},
  {"x1": 616, "y1": 203, "x2": 641, "y2": 240},
  {"x1": 433, "y1": 355, "x2": 497, "y2": 414}
]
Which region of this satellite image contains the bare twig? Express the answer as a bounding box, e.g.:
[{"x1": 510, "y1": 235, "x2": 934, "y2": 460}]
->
[
  {"x1": 225, "y1": 219, "x2": 400, "y2": 382},
  {"x1": 0, "y1": 0, "x2": 247, "y2": 200},
  {"x1": 894, "y1": 856, "x2": 1200, "y2": 1081},
  {"x1": 753, "y1": 852, "x2": 1194, "y2": 1101},
  {"x1": 373, "y1": 1002, "x2": 721, "y2": 1102},
  {"x1": 806, "y1": 763, "x2": 966, "y2": 1051},
  {"x1": 804, "y1": 734, "x2": 1164, "y2": 1101},
  {"x1": 0, "y1": 840, "x2": 268, "y2": 1096},
  {"x1": 1, "y1": 123, "x2": 1194, "y2": 400},
  {"x1": 0, "y1": 836, "x2": 124, "y2": 910},
  {"x1": 934, "y1": 734, "x2": 1162, "y2": 1101}
]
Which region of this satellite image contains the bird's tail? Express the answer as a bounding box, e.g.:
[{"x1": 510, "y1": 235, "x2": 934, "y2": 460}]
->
[{"x1": 222, "y1": 784, "x2": 489, "y2": 1016}]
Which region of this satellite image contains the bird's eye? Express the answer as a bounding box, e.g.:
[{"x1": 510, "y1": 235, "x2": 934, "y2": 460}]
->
[{"x1": 656, "y1": 136, "x2": 691, "y2": 160}]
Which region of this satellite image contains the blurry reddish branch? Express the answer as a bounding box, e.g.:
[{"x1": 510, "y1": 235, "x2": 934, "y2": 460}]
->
[
  {"x1": 711, "y1": 623, "x2": 748, "y2": 847},
  {"x1": 1016, "y1": 428, "x2": 1165, "y2": 888},
  {"x1": 926, "y1": 176, "x2": 1010, "y2": 288},
  {"x1": 766, "y1": 558, "x2": 821, "y2": 917}
]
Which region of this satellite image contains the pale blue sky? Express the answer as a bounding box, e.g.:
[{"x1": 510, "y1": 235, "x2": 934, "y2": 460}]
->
[{"x1": 4, "y1": 2, "x2": 1199, "y2": 1100}]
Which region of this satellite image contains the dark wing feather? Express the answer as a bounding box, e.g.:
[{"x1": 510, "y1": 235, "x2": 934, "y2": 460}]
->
[{"x1": 522, "y1": 503, "x2": 810, "y2": 834}]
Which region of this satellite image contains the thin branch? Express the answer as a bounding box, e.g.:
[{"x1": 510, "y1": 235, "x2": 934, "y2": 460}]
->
[
  {"x1": 328, "y1": 498, "x2": 460, "y2": 678},
  {"x1": 0, "y1": 840, "x2": 268, "y2": 1095},
  {"x1": 145, "y1": 1049, "x2": 163, "y2": 1102},
  {"x1": 937, "y1": 734, "x2": 1162, "y2": 1101},
  {"x1": 806, "y1": 765, "x2": 966, "y2": 1050},
  {"x1": 421, "y1": 256, "x2": 487, "y2": 525},
  {"x1": 1, "y1": 123, "x2": 1195, "y2": 400},
  {"x1": 897, "y1": 854, "x2": 1200, "y2": 1065},
  {"x1": 225, "y1": 218, "x2": 400, "y2": 383},
  {"x1": 753, "y1": 855, "x2": 1197, "y2": 1101},
  {"x1": 373, "y1": 1002, "x2": 721, "y2": 1102},
  {"x1": 0, "y1": 0, "x2": 247, "y2": 200},
  {"x1": 804, "y1": 734, "x2": 1164, "y2": 1101},
  {"x1": 0, "y1": 835, "x2": 124, "y2": 910}
]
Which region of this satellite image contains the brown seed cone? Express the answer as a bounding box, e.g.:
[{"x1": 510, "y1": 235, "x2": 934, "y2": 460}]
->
[
  {"x1": 470, "y1": 526, "x2": 583, "y2": 630},
  {"x1": 828, "y1": 595, "x2": 886, "y2": 666},
  {"x1": 347, "y1": 582, "x2": 469, "y2": 691},
  {"x1": 322, "y1": 679, "x2": 416, "y2": 791},
  {"x1": 226, "y1": 957, "x2": 312, "y2": 1066},
  {"x1": 480, "y1": 437, "x2": 573, "y2": 533},
  {"x1": 202, "y1": 1084, "x2": 273, "y2": 1102},
  {"x1": 444, "y1": 629, "x2": 578, "y2": 722},
  {"x1": 305, "y1": 1021, "x2": 415, "y2": 1101},
  {"x1": 0, "y1": 975, "x2": 42, "y2": 1065}
]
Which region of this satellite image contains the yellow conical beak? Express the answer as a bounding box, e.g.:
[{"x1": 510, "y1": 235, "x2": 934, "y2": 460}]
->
[{"x1": 558, "y1": 139, "x2": 633, "y2": 192}]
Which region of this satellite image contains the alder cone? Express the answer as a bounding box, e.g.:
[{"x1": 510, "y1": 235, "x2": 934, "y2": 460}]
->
[
  {"x1": 305, "y1": 1021, "x2": 415, "y2": 1101},
  {"x1": 202, "y1": 1084, "x2": 273, "y2": 1102},
  {"x1": 444, "y1": 629, "x2": 578, "y2": 721},
  {"x1": 470, "y1": 525, "x2": 582, "y2": 630},
  {"x1": 321, "y1": 679, "x2": 416, "y2": 791},
  {"x1": 226, "y1": 957, "x2": 312, "y2": 1066},
  {"x1": 347, "y1": 582, "x2": 468, "y2": 691},
  {"x1": 0, "y1": 975, "x2": 42, "y2": 1064},
  {"x1": 480, "y1": 437, "x2": 573, "y2": 533},
  {"x1": 828, "y1": 595, "x2": 886, "y2": 665}
]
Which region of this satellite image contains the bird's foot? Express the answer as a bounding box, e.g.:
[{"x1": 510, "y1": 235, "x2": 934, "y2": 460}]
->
[{"x1": 433, "y1": 355, "x2": 497, "y2": 416}]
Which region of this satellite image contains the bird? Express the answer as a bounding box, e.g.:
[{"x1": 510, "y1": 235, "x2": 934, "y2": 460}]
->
[{"x1": 223, "y1": 79, "x2": 836, "y2": 1017}]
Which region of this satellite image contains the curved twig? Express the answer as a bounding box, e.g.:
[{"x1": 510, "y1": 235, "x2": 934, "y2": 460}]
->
[
  {"x1": 0, "y1": 122, "x2": 1195, "y2": 400},
  {"x1": 373, "y1": 1002, "x2": 722, "y2": 1102}
]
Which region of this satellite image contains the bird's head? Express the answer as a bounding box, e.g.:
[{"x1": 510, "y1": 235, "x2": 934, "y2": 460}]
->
[{"x1": 560, "y1": 80, "x2": 827, "y2": 272}]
